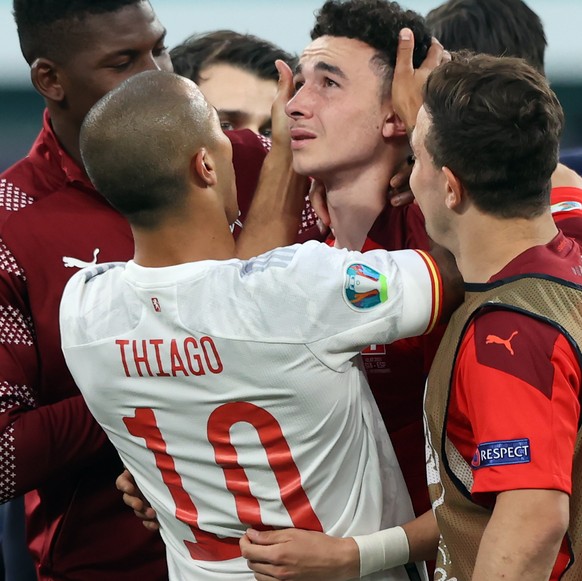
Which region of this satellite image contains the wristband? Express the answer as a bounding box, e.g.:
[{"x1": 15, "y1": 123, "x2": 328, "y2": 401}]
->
[{"x1": 352, "y1": 526, "x2": 410, "y2": 577}]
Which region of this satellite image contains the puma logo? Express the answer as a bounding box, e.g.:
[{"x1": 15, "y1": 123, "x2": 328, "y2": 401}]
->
[
  {"x1": 230, "y1": 218, "x2": 243, "y2": 233},
  {"x1": 485, "y1": 331, "x2": 519, "y2": 355},
  {"x1": 63, "y1": 248, "x2": 100, "y2": 269}
]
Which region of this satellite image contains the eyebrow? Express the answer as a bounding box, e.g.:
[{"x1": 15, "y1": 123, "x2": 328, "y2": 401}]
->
[
  {"x1": 294, "y1": 61, "x2": 348, "y2": 79},
  {"x1": 216, "y1": 110, "x2": 247, "y2": 121},
  {"x1": 101, "y1": 30, "x2": 167, "y2": 59}
]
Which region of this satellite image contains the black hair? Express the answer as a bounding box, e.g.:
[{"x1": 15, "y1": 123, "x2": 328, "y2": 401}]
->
[
  {"x1": 171, "y1": 30, "x2": 297, "y2": 84},
  {"x1": 311, "y1": 0, "x2": 432, "y2": 84},
  {"x1": 13, "y1": 0, "x2": 142, "y2": 63},
  {"x1": 426, "y1": 0, "x2": 546, "y2": 74}
]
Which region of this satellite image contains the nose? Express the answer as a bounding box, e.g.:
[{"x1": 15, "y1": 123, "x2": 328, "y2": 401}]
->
[
  {"x1": 142, "y1": 54, "x2": 161, "y2": 72},
  {"x1": 142, "y1": 53, "x2": 172, "y2": 73},
  {"x1": 285, "y1": 86, "x2": 312, "y2": 120}
]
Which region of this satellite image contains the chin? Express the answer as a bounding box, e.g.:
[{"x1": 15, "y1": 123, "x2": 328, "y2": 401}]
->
[{"x1": 292, "y1": 154, "x2": 319, "y2": 179}]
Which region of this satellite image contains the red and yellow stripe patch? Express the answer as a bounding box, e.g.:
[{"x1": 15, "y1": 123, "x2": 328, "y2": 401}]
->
[{"x1": 415, "y1": 249, "x2": 442, "y2": 334}]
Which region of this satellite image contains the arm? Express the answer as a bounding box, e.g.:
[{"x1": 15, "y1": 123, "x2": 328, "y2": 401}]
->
[
  {"x1": 234, "y1": 60, "x2": 308, "y2": 259},
  {"x1": 472, "y1": 489, "x2": 568, "y2": 581},
  {"x1": 427, "y1": 241, "x2": 464, "y2": 325},
  {"x1": 240, "y1": 510, "x2": 439, "y2": 581},
  {"x1": 0, "y1": 244, "x2": 109, "y2": 501},
  {"x1": 240, "y1": 529, "x2": 359, "y2": 581}
]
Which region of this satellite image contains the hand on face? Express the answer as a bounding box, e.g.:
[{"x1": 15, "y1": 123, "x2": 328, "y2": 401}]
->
[
  {"x1": 392, "y1": 28, "x2": 451, "y2": 133},
  {"x1": 270, "y1": 60, "x2": 295, "y2": 148},
  {"x1": 308, "y1": 178, "x2": 333, "y2": 235},
  {"x1": 388, "y1": 156, "x2": 416, "y2": 207}
]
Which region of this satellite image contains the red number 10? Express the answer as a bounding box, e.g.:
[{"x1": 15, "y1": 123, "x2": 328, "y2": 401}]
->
[{"x1": 124, "y1": 402, "x2": 322, "y2": 561}]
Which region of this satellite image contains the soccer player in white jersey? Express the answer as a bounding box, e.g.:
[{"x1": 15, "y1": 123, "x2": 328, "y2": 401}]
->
[{"x1": 59, "y1": 70, "x2": 460, "y2": 580}]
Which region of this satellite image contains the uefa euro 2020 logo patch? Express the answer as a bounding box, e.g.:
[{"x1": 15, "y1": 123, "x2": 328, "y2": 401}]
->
[{"x1": 344, "y1": 263, "x2": 388, "y2": 310}]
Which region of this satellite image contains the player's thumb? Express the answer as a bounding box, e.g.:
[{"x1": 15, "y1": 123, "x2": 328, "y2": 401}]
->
[
  {"x1": 275, "y1": 59, "x2": 294, "y2": 99},
  {"x1": 396, "y1": 28, "x2": 415, "y2": 73},
  {"x1": 246, "y1": 528, "x2": 284, "y2": 545}
]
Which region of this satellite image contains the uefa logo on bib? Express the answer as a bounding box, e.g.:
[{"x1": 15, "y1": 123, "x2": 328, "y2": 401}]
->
[{"x1": 344, "y1": 263, "x2": 388, "y2": 310}]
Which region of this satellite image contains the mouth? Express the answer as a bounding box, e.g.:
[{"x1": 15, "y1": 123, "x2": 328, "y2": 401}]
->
[{"x1": 290, "y1": 128, "x2": 316, "y2": 149}]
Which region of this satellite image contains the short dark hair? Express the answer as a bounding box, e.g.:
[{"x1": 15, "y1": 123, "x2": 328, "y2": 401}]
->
[
  {"x1": 13, "y1": 0, "x2": 141, "y2": 64},
  {"x1": 310, "y1": 0, "x2": 432, "y2": 93},
  {"x1": 80, "y1": 71, "x2": 216, "y2": 229},
  {"x1": 423, "y1": 53, "x2": 563, "y2": 218},
  {"x1": 426, "y1": 0, "x2": 547, "y2": 74},
  {"x1": 170, "y1": 30, "x2": 297, "y2": 84}
]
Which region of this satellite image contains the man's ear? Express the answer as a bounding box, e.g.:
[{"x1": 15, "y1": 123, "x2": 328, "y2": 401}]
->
[
  {"x1": 442, "y1": 166, "x2": 465, "y2": 210},
  {"x1": 31, "y1": 58, "x2": 65, "y2": 102},
  {"x1": 192, "y1": 148, "x2": 217, "y2": 187},
  {"x1": 382, "y1": 112, "x2": 408, "y2": 139}
]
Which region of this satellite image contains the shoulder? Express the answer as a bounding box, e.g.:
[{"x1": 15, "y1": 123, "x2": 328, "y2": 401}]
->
[
  {"x1": 226, "y1": 129, "x2": 268, "y2": 219},
  {"x1": 227, "y1": 129, "x2": 269, "y2": 171},
  {"x1": 63, "y1": 262, "x2": 126, "y2": 300},
  {"x1": 462, "y1": 308, "x2": 576, "y2": 396},
  {"x1": 60, "y1": 262, "x2": 130, "y2": 346},
  {"x1": 0, "y1": 160, "x2": 37, "y2": 217},
  {"x1": 240, "y1": 242, "x2": 329, "y2": 278}
]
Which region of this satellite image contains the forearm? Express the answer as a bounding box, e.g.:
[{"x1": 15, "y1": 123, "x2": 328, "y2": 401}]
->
[
  {"x1": 2, "y1": 395, "x2": 109, "y2": 501},
  {"x1": 235, "y1": 143, "x2": 308, "y2": 259},
  {"x1": 426, "y1": 239, "x2": 464, "y2": 323},
  {"x1": 472, "y1": 489, "x2": 568, "y2": 580},
  {"x1": 0, "y1": 253, "x2": 110, "y2": 501},
  {"x1": 242, "y1": 511, "x2": 439, "y2": 581},
  {"x1": 353, "y1": 510, "x2": 439, "y2": 577},
  {"x1": 402, "y1": 509, "x2": 440, "y2": 562}
]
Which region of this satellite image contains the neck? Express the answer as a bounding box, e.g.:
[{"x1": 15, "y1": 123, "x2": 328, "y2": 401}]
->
[
  {"x1": 324, "y1": 146, "x2": 406, "y2": 250},
  {"x1": 48, "y1": 108, "x2": 83, "y2": 166},
  {"x1": 453, "y1": 209, "x2": 559, "y2": 283},
  {"x1": 132, "y1": 198, "x2": 236, "y2": 268}
]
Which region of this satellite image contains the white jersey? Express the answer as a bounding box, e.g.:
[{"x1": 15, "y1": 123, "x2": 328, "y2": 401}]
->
[{"x1": 60, "y1": 241, "x2": 440, "y2": 581}]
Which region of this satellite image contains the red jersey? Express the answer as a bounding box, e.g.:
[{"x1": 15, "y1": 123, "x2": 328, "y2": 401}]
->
[
  {"x1": 362, "y1": 187, "x2": 582, "y2": 517},
  {"x1": 550, "y1": 186, "x2": 582, "y2": 244},
  {"x1": 326, "y1": 202, "x2": 437, "y2": 516},
  {"x1": 448, "y1": 232, "x2": 582, "y2": 579},
  {"x1": 0, "y1": 111, "x2": 284, "y2": 580}
]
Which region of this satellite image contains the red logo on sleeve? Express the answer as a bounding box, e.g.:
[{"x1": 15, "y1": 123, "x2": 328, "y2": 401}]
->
[{"x1": 485, "y1": 331, "x2": 518, "y2": 355}]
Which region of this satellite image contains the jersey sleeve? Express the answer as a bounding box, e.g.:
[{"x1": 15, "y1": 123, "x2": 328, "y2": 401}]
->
[
  {"x1": 0, "y1": 236, "x2": 108, "y2": 502},
  {"x1": 245, "y1": 242, "x2": 442, "y2": 371},
  {"x1": 551, "y1": 186, "x2": 582, "y2": 245},
  {"x1": 449, "y1": 309, "x2": 581, "y2": 503}
]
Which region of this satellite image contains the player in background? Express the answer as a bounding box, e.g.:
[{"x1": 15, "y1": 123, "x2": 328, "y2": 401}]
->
[
  {"x1": 171, "y1": 29, "x2": 297, "y2": 138},
  {"x1": 1, "y1": 0, "x2": 310, "y2": 578},
  {"x1": 61, "y1": 69, "x2": 462, "y2": 580}
]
